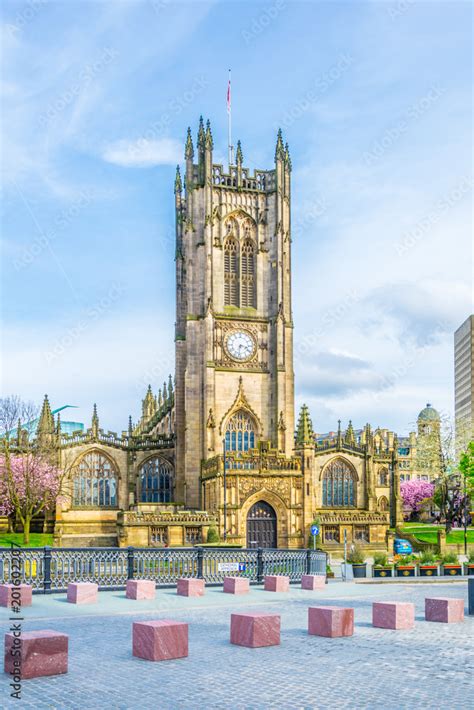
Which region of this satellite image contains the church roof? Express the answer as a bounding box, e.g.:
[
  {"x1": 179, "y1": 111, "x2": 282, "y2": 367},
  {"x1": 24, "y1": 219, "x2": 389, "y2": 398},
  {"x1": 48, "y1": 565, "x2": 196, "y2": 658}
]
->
[{"x1": 417, "y1": 403, "x2": 440, "y2": 422}]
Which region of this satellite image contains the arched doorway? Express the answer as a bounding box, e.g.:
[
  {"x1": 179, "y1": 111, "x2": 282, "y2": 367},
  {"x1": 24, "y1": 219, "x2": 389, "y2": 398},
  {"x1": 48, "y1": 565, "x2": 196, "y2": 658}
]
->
[{"x1": 246, "y1": 501, "x2": 277, "y2": 548}]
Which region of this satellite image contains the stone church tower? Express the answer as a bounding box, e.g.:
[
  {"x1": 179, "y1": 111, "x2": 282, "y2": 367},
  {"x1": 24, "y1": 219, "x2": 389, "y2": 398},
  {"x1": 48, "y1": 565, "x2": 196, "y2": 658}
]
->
[{"x1": 174, "y1": 118, "x2": 295, "y2": 509}]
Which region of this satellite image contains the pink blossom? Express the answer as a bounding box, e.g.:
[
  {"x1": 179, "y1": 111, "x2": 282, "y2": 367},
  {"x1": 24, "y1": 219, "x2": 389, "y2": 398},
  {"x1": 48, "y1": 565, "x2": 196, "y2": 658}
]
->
[
  {"x1": 400, "y1": 479, "x2": 435, "y2": 512},
  {"x1": 0, "y1": 453, "x2": 63, "y2": 517}
]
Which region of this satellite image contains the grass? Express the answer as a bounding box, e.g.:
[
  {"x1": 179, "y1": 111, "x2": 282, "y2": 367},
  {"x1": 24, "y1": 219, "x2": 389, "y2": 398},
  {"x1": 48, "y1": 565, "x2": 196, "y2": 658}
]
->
[
  {"x1": 0, "y1": 533, "x2": 54, "y2": 548},
  {"x1": 399, "y1": 523, "x2": 474, "y2": 545}
]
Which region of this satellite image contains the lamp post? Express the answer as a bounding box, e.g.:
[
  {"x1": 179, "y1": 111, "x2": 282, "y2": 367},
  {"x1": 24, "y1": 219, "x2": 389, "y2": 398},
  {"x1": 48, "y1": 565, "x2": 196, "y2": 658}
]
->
[{"x1": 222, "y1": 438, "x2": 227, "y2": 542}]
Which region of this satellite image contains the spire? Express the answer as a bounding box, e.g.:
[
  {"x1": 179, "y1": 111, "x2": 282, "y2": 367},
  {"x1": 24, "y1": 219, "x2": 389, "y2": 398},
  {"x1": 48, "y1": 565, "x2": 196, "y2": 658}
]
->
[
  {"x1": 205, "y1": 119, "x2": 213, "y2": 149},
  {"x1": 174, "y1": 165, "x2": 182, "y2": 194},
  {"x1": 284, "y1": 142, "x2": 292, "y2": 171},
  {"x1": 236, "y1": 140, "x2": 243, "y2": 165},
  {"x1": 158, "y1": 388, "x2": 163, "y2": 409},
  {"x1": 168, "y1": 374, "x2": 174, "y2": 398},
  {"x1": 142, "y1": 385, "x2": 156, "y2": 419},
  {"x1": 128, "y1": 415, "x2": 133, "y2": 437},
  {"x1": 275, "y1": 128, "x2": 284, "y2": 161},
  {"x1": 295, "y1": 404, "x2": 314, "y2": 446},
  {"x1": 197, "y1": 115, "x2": 205, "y2": 150},
  {"x1": 162, "y1": 380, "x2": 168, "y2": 403},
  {"x1": 91, "y1": 404, "x2": 99, "y2": 437},
  {"x1": 37, "y1": 395, "x2": 54, "y2": 436},
  {"x1": 185, "y1": 127, "x2": 194, "y2": 159},
  {"x1": 336, "y1": 419, "x2": 342, "y2": 447},
  {"x1": 344, "y1": 420, "x2": 355, "y2": 446}
]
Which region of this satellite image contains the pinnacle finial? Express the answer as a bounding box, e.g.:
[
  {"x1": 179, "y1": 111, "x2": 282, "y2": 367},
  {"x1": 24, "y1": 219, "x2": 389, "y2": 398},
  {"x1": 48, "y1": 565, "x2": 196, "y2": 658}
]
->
[
  {"x1": 205, "y1": 119, "x2": 213, "y2": 149},
  {"x1": 275, "y1": 128, "x2": 284, "y2": 160},
  {"x1": 295, "y1": 404, "x2": 314, "y2": 446},
  {"x1": 37, "y1": 394, "x2": 54, "y2": 436},
  {"x1": 236, "y1": 140, "x2": 243, "y2": 165},
  {"x1": 284, "y1": 142, "x2": 292, "y2": 171},
  {"x1": 185, "y1": 127, "x2": 194, "y2": 159},
  {"x1": 91, "y1": 403, "x2": 99, "y2": 436},
  {"x1": 174, "y1": 165, "x2": 182, "y2": 194},
  {"x1": 344, "y1": 420, "x2": 355, "y2": 445},
  {"x1": 128, "y1": 415, "x2": 133, "y2": 436},
  {"x1": 197, "y1": 115, "x2": 205, "y2": 149}
]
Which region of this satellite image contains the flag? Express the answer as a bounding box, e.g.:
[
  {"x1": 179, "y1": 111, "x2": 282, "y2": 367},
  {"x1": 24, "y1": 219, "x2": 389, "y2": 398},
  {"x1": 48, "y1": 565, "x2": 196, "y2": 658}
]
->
[{"x1": 227, "y1": 75, "x2": 231, "y2": 114}]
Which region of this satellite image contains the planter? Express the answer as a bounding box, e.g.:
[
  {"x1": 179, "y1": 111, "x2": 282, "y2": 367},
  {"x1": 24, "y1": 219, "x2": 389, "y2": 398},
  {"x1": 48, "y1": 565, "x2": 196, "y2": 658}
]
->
[
  {"x1": 373, "y1": 567, "x2": 393, "y2": 578},
  {"x1": 396, "y1": 565, "x2": 416, "y2": 577},
  {"x1": 351, "y1": 563, "x2": 367, "y2": 578},
  {"x1": 327, "y1": 572, "x2": 335, "y2": 579},
  {"x1": 442, "y1": 565, "x2": 462, "y2": 577},
  {"x1": 464, "y1": 564, "x2": 474, "y2": 576},
  {"x1": 419, "y1": 565, "x2": 439, "y2": 577}
]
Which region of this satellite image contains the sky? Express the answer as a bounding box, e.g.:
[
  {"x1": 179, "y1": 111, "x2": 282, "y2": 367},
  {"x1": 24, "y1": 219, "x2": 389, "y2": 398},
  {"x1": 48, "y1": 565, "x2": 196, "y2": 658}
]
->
[{"x1": 1, "y1": 0, "x2": 472, "y2": 437}]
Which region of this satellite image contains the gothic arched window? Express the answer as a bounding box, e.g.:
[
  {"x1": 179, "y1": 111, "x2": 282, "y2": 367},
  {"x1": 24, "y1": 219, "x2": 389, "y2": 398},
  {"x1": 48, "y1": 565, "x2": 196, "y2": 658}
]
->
[
  {"x1": 139, "y1": 458, "x2": 174, "y2": 503},
  {"x1": 224, "y1": 238, "x2": 239, "y2": 306},
  {"x1": 322, "y1": 458, "x2": 357, "y2": 507},
  {"x1": 225, "y1": 409, "x2": 256, "y2": 452},
  {"x1": 378, "y1": 496, "x2": 389, "y2": 512},
  {"x1": 72, "y1": 451, "x2": 118, "y2": 507},
  {"x1": 241, "y1": 239, "x2": 256, "y2": 308},
  {"x1": 378, "y1": 468, "x2": 389, "y2": 486}
]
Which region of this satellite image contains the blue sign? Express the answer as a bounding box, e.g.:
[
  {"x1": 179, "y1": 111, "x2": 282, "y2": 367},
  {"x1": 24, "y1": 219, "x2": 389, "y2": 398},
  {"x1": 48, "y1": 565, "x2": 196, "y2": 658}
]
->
[
  {"x1": 394, "y1": 538, "x2": 412, "y2": 555},
  {"x1": 310, "y1": 525, "x2": 320, "y2": 536},
  {"x1": 238, "y1": 563, "x2": 246, "y2": 572}
]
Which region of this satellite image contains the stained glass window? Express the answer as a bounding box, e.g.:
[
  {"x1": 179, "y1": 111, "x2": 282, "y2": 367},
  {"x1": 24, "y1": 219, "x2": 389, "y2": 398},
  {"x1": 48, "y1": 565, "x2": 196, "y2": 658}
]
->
[
  {"x1": 322, "y1": 458, "x2": 356, "y2": 507},
  {"x1": 73, "y1": 452, "x2": 118, "y2": 507},
  {"x1": 140, "y1": 458, "x2": 174, "y2": 503},
  {"x1": 225, "y1": 410, "x2": 256, "y2": 452}
]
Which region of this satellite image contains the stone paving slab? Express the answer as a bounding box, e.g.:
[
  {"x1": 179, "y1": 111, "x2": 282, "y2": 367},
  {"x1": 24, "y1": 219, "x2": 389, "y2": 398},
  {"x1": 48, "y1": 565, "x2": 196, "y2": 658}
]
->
[{"x1": 0, "y1": 581, "x2": 471, "y2": 709}]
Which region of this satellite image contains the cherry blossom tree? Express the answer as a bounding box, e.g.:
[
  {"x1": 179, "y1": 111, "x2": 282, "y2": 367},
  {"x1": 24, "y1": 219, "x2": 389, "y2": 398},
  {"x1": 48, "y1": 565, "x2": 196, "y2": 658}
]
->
[
  {"x1": 400, "y1": 479, "x2": 435, "y2": 520},
  {"x1": 0, "y1": 450, "x2": 64, "y2": 545}
]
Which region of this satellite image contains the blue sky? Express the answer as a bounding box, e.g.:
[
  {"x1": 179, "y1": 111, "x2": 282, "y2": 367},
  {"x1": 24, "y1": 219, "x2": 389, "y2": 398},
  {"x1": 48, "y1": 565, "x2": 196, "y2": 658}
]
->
[{"x1": 1, "y1": 0, "x2": 472, "y2": 436}]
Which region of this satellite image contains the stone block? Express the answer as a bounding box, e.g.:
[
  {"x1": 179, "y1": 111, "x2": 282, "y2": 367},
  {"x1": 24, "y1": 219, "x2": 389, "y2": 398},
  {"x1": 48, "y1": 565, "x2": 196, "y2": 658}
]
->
[
  {"x1": 177, "y1": 578, "x2": 205, "y2": 597},
  {"x1": 264, "y1": 575, "x2": 290, "y2": 592},
  {"x1": 372, "y1": 601, "x2": 414, "y2": 630},
  {"x1": 126, "y1": 580, "x2": 156, "y2": 600},
  {"x1": 132, "y1": 620, "x2": 188, "y2": 661},
  {"x1": 308, "y1": 606, "x2": 354, "y2": 638},
  {"x1": 301, "y1": 575, "x2": 325, "y2": 590},
  {"x1": 425, "y1": 597, "x2": 464, "y2": 623},
  {"x1": 4, "y1": 630, "x2": 68, "y2": 679},
  {"x1": 230, "y1": 613, "x2": 280, "y2": 648},
  {"x1": 223, "y1": 577, "x2": 249, "y2": 594},
  {"x1": 67, "y1": 582, "x2": 98, "y2": 605},
  {"x1": 0, "y1": 584, "x2": 32, "y2": 608}
]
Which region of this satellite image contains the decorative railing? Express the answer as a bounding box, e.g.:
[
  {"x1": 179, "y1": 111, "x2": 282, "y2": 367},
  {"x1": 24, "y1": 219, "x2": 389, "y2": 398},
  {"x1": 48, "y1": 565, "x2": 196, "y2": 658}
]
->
[
  {"x1": 0, "y1": 547, "x2": 326, "y2": 592},
  {"x1": 59, "y1": 430, "x2": 174, "y2": 451},
  {"x1": 211, "y1": 165, "x2": 275, "y2": 192},
  {"x1": 202, "y1": 453, "x2": 301, "y2": 478}
]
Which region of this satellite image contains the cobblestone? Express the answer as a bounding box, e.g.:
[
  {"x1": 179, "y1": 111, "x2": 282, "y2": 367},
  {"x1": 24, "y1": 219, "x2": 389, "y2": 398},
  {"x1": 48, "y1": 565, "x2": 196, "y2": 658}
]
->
[{"x1": 0, "y1": 581, "x2": 471, "y2": 709}]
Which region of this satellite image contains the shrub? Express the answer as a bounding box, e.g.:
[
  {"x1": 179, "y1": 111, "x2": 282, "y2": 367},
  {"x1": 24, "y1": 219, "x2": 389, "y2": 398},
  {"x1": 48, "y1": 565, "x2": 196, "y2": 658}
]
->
[
  {"x1": 419, "y1": 551, "x2": 436, "y2": 565},
  {"x1": 441, "y1": 552, "x2": 459, "y2": 565},
  {"x1": 206, "y1": 526, "x2": 220, "y2": 544},
  {"x1": 468, "y1": 550, "x2": 474, "y2": 563},
  {"x1": 347, "y1": 544, "x2": 365, "y2": 564},
  {"x1": 395, "y1": 554, "x2": 416, "y2": 566},
  {"x1": 373, "y1": 553, "x2": 389, "y2": 568}
]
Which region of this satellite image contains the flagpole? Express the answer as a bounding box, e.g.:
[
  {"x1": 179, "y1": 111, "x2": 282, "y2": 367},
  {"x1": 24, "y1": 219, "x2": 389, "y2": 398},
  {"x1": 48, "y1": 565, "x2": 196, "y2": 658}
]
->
[{"x1": 227, "y1": 69, "x2": 233, "y2": 168}]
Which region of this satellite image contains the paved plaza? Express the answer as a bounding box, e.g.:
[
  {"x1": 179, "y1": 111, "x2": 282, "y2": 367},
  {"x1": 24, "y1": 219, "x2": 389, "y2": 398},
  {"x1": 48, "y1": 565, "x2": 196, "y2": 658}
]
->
[{"x1": 0, "y1": 580, "x2": 472, "y2": 709}]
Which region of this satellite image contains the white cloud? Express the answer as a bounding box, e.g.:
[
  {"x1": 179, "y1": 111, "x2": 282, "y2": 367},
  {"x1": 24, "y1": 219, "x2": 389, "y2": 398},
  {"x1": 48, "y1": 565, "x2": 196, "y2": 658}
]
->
[{"x1": 101, "y1": 137, "x2": 182, "y2": 168}]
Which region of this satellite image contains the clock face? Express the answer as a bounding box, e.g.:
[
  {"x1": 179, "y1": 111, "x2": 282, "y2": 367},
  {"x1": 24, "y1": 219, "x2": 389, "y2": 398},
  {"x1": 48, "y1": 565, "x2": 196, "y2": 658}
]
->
[{"x1": 226, "y1": 331, "x2": 255, "y2": 361}]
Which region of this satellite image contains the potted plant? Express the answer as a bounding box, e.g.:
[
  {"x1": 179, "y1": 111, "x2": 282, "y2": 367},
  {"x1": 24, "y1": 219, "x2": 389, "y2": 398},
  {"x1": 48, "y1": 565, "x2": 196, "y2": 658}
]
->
[
  {"x1": 464, "y1": 550, "x2": 474, "y2": 576},
  {"x1": 347, "y1": 544, "x2": 366, "y2": 578},
  {"x1": 326, "y1": 563, "x2": 335, "y2": 579},
  {"x1": 417, "y1": 551, "x2": 439, "y2": 577},
  {"x1": 441, "y1": 552, "x2": 462, "y2": 576},
  {"x1": 395, "y1": 554, "x2": 417, "y2": 577},
  {"x1": 372, "y1": 552, "x2": 393, "y2": 578}
]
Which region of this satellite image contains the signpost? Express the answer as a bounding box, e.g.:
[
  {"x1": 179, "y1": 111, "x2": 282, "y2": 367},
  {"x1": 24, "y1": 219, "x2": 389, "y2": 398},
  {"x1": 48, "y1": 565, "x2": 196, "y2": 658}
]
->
[
  {"x1": 310, "y1": 524, "x2": 319, "y2": 551},
  {"x1": 217, "y1": 562, "x2": 246, "y2": 572}
]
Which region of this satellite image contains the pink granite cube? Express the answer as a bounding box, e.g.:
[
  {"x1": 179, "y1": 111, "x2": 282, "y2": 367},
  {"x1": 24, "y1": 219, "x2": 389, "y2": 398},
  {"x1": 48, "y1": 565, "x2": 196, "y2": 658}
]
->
[
  {"x1": 372, "y1": 601, "x2": 414, "y2": 630},
  {"x1": 177, "y1": 578, "x2": 205, "y2": 597},
  {"x1": 264, "y1": 575, "x2": 290, "y2": 592},
  {"x1": 126, "y1": 580, "x2": 156, "y2": 600},
  {"x1": 132, "y1": 620, "x2": 188, "y2": 661},
  {"x1": 301, "y1": 575, "x2": 326, "y2": 590},
  {"x1": 425, "y1": 597, "x2": 464, "y2": 623},
  {"x1": 4, "y1": 630, "x2": 68, "y2": 679},
  {"x1": 0, "y1": 584, "x2": 32, "y2": 608},
  {"x1": 230, "y1": 613, "x2": 280, "y2": 648},
  {"x1": 67, "y1": 582, "x2": 98, "y2": 604},
  {"x1": 308, "y1": 606, "x2": 354, "y2": 637},
  {"x1": 223, "y1": 577, "x2": 250, "y2": 594}
]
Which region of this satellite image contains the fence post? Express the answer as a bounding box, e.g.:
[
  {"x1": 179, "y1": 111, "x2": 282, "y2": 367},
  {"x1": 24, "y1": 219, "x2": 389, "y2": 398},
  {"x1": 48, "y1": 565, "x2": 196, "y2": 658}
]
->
[
  {"x1": 127, "y1": 547, "x2": 135, "y2": 580},
  {"x1": 43, "y1": 546, "x2": 52, "y2": 594},
  {"x1": 257, "y1": 548, "x2": 263, "y2": 583},
  {"x1": 197, "y1": 547, "x2": 204, "y2": 579},
  {"x1": 306, "y1": 548, "x2": 312, "y2": 576}
]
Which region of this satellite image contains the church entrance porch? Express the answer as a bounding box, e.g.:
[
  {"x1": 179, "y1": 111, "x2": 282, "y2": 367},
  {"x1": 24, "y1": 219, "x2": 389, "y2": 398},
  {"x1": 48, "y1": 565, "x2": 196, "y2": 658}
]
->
[{"x1": 246, "y1": 501, "x2": 277, "y2": 548}]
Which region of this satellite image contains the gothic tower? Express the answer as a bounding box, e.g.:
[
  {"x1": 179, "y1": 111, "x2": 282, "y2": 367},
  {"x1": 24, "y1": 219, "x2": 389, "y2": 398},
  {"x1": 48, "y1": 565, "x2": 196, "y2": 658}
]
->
[{"x1": 175, "y1": 119, "x2": 295, "y2": 507}]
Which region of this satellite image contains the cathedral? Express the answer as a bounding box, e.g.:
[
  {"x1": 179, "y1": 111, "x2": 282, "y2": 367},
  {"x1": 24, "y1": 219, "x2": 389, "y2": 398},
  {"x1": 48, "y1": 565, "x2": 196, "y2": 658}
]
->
[{"x1": 33, "y1": 117, "x2": 424, "y2": 554}]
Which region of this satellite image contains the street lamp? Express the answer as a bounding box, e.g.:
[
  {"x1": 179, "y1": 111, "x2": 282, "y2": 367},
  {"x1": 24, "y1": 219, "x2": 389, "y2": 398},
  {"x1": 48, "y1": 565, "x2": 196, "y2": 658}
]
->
[{"x1": 222, "y1": 438, "x2": 227, "y2": 542}]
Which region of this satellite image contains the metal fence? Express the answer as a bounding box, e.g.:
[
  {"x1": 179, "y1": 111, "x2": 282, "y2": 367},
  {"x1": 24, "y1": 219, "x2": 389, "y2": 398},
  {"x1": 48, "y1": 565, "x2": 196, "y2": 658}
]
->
[{"x1": 0, "y1": 546, "x2": 326, "y2": 593}]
